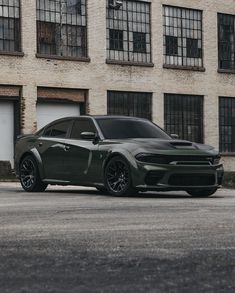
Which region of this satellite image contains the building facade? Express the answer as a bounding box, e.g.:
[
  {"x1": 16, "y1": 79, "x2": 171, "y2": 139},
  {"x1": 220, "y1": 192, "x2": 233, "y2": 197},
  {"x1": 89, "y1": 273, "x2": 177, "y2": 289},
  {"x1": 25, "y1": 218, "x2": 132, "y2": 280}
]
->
[{"x1": 0, "y1": 0, "x2": 235, "y2": 172}]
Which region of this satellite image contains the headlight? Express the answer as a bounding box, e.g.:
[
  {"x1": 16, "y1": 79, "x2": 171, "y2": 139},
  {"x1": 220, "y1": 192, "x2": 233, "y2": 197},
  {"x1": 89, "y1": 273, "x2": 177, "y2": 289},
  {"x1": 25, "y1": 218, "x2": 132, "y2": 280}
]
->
[
  {"x1": 213, "y1": 155, "x2": 221, "y2": 165},
  {"x1": 135, "y1": 153, "x2": 167, "y2": 164}
]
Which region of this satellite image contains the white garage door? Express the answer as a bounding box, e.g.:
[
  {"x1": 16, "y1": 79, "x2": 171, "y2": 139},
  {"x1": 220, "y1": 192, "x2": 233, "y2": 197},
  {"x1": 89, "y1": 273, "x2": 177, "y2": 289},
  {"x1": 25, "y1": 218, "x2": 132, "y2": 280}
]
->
[
  {"x1": 0, "y1": 101, "x2": 14, "y2": 166},
  {"x1": 37, "y1": 103, "x2": 80, "y2": 129}
]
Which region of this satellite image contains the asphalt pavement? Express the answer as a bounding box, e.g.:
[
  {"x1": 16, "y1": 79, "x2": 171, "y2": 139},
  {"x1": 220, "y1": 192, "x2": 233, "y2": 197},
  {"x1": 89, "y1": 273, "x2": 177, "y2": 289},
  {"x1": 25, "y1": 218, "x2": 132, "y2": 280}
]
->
[{"x1": 0, "y1": 183, "x2": 234, "y2": 293}]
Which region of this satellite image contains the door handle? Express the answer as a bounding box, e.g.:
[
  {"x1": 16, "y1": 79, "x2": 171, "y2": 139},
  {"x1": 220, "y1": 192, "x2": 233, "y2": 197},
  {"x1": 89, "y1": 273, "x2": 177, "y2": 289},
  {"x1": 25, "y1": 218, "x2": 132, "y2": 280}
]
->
[{"x1": 38, "y1": 142, "x2": 43, "y2": 147}]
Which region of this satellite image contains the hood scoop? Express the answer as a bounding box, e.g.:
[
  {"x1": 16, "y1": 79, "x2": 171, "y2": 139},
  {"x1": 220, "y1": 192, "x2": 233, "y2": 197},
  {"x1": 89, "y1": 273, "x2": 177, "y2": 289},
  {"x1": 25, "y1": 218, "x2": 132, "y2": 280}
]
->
[{"x1": 170, "y1": 141, "x2": 196, "y2": 149}]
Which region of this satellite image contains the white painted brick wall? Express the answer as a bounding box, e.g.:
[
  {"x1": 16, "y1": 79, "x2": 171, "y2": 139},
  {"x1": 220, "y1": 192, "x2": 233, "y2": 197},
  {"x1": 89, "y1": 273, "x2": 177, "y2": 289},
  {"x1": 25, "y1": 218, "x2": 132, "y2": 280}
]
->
[{"x1": 0, "y1": 0, "x2": 234, "y2": 170}]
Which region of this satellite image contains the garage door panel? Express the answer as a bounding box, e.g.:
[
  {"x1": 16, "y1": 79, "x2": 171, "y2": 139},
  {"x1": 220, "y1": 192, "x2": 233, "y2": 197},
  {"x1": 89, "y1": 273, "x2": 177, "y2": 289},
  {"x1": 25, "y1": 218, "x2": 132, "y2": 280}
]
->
[
  {"x1": 0, "y1": 102, "x2": 14, "y2": 166},
  {"x1": 37, "y1": 103, "x2": 80, "y2": 129}
]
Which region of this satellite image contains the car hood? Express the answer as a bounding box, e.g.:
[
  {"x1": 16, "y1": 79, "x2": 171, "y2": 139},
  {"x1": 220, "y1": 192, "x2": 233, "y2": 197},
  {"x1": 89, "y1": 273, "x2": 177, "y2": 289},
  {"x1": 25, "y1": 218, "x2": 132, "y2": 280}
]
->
[{"x1": 104, "y1": 138, "x2": 219, "y2": 156}]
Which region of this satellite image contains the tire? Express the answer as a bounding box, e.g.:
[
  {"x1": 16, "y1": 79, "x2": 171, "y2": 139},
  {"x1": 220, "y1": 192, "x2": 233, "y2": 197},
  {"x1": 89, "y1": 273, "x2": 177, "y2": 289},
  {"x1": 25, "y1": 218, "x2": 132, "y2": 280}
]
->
[
  {"x1": 104, "y1": 156, "x2": 135, "y2": 196},
  {"x1": 19, "y1": 155, "x2": 48, "y2": 192},
  {"x1": 187, "y1": 188, "x2": 218, "y2": 197}
]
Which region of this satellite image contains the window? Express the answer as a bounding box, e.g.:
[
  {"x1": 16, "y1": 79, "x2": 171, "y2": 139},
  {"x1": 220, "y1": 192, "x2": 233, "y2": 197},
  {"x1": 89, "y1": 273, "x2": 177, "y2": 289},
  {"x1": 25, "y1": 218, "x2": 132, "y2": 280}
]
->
[
  {"x1": 218, "y1": 13, "x2": 235, "y2": 71},
  {"x1": 67, "y1": 0, "x2": 82, "y2": 14},
  {"x1": 166, "y1": 36, "x2": 178, "y2": 56},
  {"x1": 36, "y1": 0, "x2": 87, "y2": 58},
  {"x1": 186, "y1": 38, "x2": 201, "y2": 58},
  {"x1": 164, "y1": 94, "x2": 203, "y2": 143},
  {"x1": 0, "y1": 0, "x2": 21, "y2": 52},
  {"x1": 97, "y1": 118, "x2": 170, "y2": 140},
  {"x1": 107, "y1": 0, "x2": 151, "y2": 63},
  {"x1": 70, "y1": 119, "x2": 96, "y2": 139},
  {"x1": 109, "y1": 29, "x2": 123, "y2": 51},
  {"x1": 219, "y1": 97, "x2": 235, "y2": 152},
  {"x1": 108, "y1": 91, "x2": 152, "y2": 120},
  {"x1": 163, "y1": 6, "x2": 203, "y2": 68},
  {"x1": 44, "y1": 120, "x2": 72, "y2": 138},
  {"x1": 133, "y1": 32, "x2": 146, "y2": 53}
]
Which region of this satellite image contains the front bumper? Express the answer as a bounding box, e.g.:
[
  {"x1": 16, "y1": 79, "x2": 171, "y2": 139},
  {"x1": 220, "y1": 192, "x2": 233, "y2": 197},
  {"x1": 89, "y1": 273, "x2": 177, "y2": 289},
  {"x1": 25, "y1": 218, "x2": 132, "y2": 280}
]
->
[{"x1": 132, "y1": 162, "x2": 224, "y2": 191}]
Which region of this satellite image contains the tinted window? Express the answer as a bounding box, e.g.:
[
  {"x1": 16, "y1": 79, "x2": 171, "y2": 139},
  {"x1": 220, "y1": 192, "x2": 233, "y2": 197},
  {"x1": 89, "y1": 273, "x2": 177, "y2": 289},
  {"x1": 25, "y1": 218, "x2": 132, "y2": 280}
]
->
[
  {"x1": 70, "y1": 119, "x2": 96, "y2": 139},
  {"x1": 97, "y1": 119, "x2": 170, "y2": 139},
  {"x1": 43, "y1": 121, "x2": 71, "y2": 138}
]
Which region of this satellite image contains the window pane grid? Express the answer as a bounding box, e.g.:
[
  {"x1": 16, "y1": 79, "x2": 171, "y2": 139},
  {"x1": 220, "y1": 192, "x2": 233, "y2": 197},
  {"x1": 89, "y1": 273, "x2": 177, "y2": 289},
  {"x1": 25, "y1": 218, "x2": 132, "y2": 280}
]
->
[
  {"x1": 0, "y1": 0, "x2": 20, "y2": 52},
  {"x1": 218, "y1": 13, "x2": 235, "y2": 71},
  {"x1": 106, "y1": 0, "x2": 151, "y2": 63},
  {"x1": 164, "y1": 94, "x2": 203, "y2": 143},
  {"x1": 36, "y1": 0, "x2": 87, "y2": 58},
  {"x1": 108, "y1": 91, "x2": 152, "y2": 120},
  {"x1": 163, "y1": 5, "x2": 203, "y2": 68},
  {"x1": 219, "y1": 97, "x2": 235, "y2": 152}
]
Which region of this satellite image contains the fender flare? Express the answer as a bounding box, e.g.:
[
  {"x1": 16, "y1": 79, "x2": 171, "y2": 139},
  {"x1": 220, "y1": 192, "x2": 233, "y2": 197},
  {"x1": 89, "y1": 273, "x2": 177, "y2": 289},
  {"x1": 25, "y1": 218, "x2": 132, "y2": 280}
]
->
[
  {"x1": 102, "y1": 149, "x2": 138, "y2": 183},
  {"x1": 19, "y1": 148, "x2": 45, "y2": 179}
]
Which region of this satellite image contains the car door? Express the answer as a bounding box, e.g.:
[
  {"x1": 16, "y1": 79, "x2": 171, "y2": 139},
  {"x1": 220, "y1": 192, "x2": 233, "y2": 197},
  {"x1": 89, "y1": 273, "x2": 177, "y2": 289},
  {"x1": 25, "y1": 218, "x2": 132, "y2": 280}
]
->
[
  {"x1": 37, "y1": 119, "x2": 73, "y2": 181},
  {"x1": 62, "y1": 118, "x2": 101, "y2": 183}
]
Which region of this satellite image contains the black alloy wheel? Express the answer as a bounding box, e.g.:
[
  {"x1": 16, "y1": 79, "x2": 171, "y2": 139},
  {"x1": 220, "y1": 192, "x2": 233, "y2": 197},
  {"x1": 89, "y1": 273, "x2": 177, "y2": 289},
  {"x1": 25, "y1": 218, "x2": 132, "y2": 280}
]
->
[
  {"x1": 20, "y1": 155, "x2": 47, "y2": 192},
  {"x1": 187, "y1": 188, "x2": 218, "y2": 197},
  {"x1": 105, "y1": 156, "x2": 135, "y2": 196}
]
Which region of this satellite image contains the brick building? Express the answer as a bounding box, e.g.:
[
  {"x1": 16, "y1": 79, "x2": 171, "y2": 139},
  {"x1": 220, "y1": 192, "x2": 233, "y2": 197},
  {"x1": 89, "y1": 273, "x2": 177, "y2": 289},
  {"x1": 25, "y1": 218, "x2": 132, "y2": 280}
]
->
[{"x1": 0, "y1": 0, "x2": 235, "y2": 173}]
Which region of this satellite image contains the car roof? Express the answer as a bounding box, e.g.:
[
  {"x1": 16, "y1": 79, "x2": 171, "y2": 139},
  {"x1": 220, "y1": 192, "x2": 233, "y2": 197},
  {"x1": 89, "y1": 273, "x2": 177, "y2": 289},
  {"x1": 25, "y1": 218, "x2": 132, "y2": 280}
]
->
[
  {"x1": 92, "y1": 115, "x2": 145, "y2": 120},
  {"x1": 46, "y1": 115, "x2": 147, "y2": 123},
  {"x1": 37, "y1": 115, "x2": 145, "y2": 130},
  {"x1": 36, "y1": 115, "x2": 146, "y2": 136}
]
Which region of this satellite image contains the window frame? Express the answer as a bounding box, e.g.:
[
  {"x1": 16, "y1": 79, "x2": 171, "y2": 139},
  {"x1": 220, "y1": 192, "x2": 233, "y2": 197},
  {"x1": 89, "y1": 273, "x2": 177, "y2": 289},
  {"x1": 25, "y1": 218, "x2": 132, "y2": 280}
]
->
[
  {"x1": 0, "y1": 0, "x2": 22, "y2": 55},
  {"x1": 106, "y1": 0, "x2": 153, "y2": 66},
  {"x1": 36, "y1": 0, "x2": 89, "y2": 62},
  {"x1": 164, "y1": 93, "x2": 204, "y2": 143},
  {"x1": 107, "y1": 91, "x2": 152, "y2": 121},
  {"x1": 69, "y1": 118, "x2": 98, "y2": 140},
  {"x1": 219, "y1": 96, "x2": 235, "y2": 153},
  {"x1": 218, "y1": 13, "x2": 235, "y2": 73},
  {"x1": 163, "y1": 5, "x2": 204, "y2": 71},
  {"x1": 42, "y1": 119, "x2": 74, "y2": 139}
]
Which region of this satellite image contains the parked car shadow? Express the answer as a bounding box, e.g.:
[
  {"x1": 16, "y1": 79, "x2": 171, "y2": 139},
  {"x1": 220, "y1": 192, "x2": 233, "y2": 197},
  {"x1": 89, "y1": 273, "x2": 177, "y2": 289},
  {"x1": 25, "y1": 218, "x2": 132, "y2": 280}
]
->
[{"x1": 43, "y1": 188, "x2": 224, "y2": 199}]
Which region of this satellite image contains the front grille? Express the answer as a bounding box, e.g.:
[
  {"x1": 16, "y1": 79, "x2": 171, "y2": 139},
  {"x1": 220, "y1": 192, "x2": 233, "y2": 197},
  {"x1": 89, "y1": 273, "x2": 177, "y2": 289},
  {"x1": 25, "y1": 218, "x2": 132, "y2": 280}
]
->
[
  {"x1": 168, "y1": 174, "x2": 215, "y2": 186},
  {"x1": 136, "y1": 154, "x2": 218, "y2": 165},
  {"x1": 166, "y1": 156, "x2": 214, "y2": 164},
  {"x1": 145, "y1": 171, "x2": 165, "y2": 185}
]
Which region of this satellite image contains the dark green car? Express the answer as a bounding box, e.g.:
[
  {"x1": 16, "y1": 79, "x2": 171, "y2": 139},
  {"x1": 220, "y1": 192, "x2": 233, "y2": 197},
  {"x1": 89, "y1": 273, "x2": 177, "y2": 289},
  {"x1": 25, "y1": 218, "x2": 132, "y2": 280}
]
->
[{"x1": 15, "y1": 116, "x2": 224, "y2": 197}]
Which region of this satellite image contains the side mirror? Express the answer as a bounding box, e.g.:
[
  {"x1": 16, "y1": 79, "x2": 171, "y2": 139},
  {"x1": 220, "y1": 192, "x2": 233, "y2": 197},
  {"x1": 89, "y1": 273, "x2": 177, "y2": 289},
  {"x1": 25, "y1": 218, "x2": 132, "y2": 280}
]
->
[
  {"x1": 80, "y1": 132, "x2": 97, "y2": 140},
  {"x1": 171, "y1": 134, "x2": 179, "y2": 139}
]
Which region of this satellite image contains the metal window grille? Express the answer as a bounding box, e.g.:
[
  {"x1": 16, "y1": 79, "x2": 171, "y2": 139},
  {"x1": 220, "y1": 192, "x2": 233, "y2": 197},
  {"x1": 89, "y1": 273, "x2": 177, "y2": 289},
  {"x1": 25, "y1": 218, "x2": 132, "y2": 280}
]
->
[
  {"x1": 219, "y1": 97, "x2": 235, "y2": 152},
  {"x1": 108, "y1": 91, "x2": 152, "y2": 120},
  {"x1": 36, "y1": 0, "x2": 87, "y2": 58},
  {"x1": 163, "y1": 6, "x2": 203, "y2": 68},
  {"x1": 218, "y1": 13, "x2": 235, "y2": 71},
  {"x1": 0, "y1": 0, "x2": 21, "y2": 52},
  {"x1": 106, "y1": 0, "x2": 151, "y2": 63},
  {"x1": 164, "y1": 94, "x2": 204, "y2": 143}
]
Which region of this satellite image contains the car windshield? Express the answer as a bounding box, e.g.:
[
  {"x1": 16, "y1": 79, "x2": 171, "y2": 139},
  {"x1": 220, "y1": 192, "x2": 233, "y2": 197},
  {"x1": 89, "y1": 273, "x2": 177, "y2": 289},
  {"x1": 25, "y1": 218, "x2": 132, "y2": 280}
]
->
[{"x1": 96, "y1": 118, "x2": 170, "y2": 139}]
